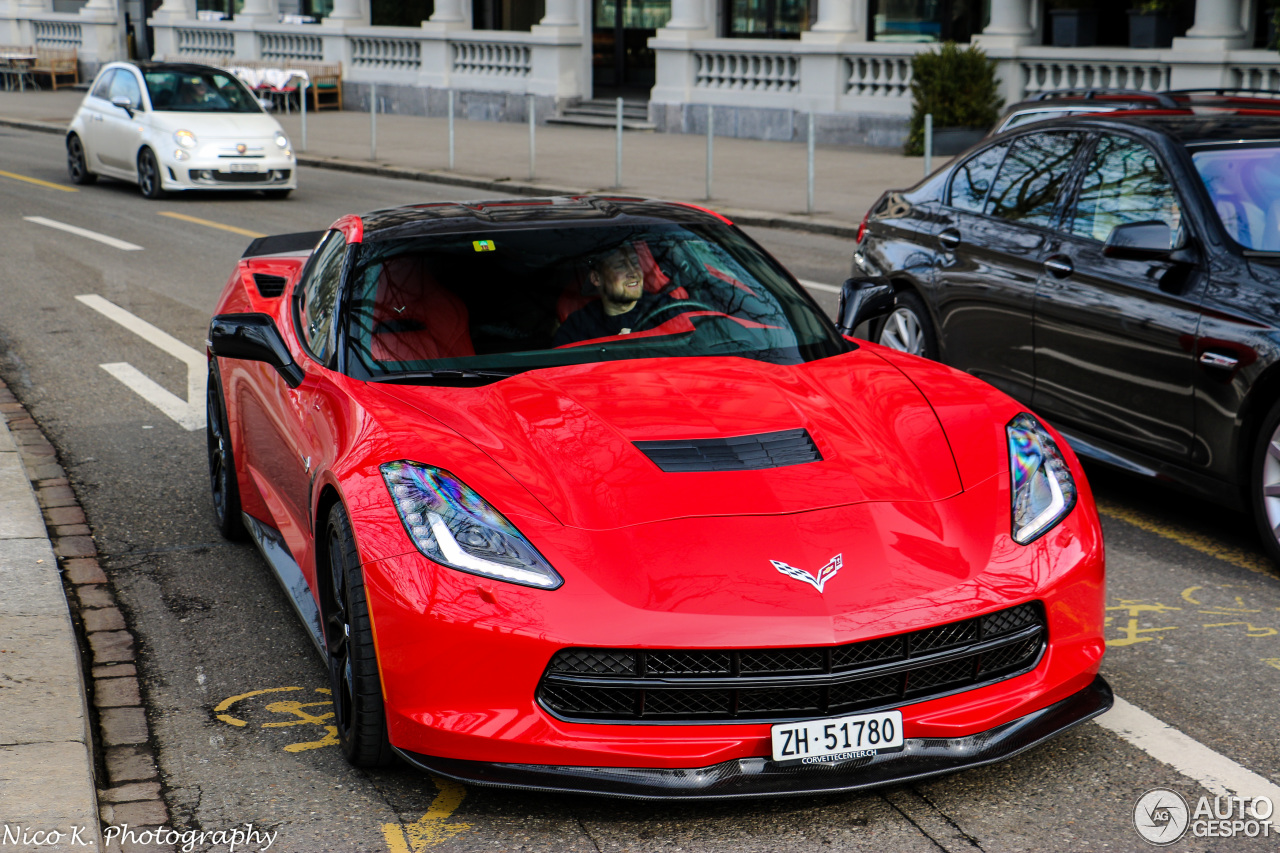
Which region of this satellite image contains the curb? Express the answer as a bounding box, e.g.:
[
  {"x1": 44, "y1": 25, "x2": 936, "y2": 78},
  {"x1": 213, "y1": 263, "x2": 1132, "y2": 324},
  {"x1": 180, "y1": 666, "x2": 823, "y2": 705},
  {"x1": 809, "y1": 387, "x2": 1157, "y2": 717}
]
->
[
  {"x1": 0, "y1": 116, "x2": 859, "y2": 240},
  {"x1": 0, "y1": 377, "x2": 172, "y2": 853}
]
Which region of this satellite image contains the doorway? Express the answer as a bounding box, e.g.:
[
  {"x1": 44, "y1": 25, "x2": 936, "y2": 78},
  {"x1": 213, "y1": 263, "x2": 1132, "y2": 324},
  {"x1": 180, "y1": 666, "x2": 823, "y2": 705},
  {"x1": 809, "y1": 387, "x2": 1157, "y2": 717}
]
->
[{"x1": 593, "y1": 0, "x2": 672, "y2": 96}]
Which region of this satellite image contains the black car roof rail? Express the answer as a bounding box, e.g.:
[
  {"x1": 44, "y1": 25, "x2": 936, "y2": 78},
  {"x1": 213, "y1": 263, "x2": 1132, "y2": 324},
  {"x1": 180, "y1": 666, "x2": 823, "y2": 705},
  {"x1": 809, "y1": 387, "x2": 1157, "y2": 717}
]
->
[
  {"x1": 1031, "y1": 88, "x2": 1179, "y2": 109},
  {"x1": 1164, "y1": 87, "x2": 1280, "y2": 100}
]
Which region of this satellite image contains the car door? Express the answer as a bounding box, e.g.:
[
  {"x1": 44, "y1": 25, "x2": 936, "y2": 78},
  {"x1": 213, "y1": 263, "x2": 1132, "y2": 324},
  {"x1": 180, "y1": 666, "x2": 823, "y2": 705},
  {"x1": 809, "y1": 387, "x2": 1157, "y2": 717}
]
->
[
  {"x1": 1032, "y1": 132, "x2": 1206, "y2": 462},
  {"x1": 934, "y1": 131, "x2": 1084, "y2": 403},
  {"x1": 239, "y1": 231, "x2": 350, "y2": 578},
  {"x1": 80, "y1": 69, "x2": 118, "y2": 173},
  {"x1": 96, "y1": 68, "x2": 146, "y2": 172}
]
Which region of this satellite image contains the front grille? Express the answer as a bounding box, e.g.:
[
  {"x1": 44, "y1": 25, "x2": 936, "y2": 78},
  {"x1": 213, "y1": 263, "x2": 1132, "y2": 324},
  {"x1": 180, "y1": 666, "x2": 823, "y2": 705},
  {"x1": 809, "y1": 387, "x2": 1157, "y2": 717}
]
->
[
  {"x1": 537, "y1": 602, "x2": 1046, "y2": 723},
  {"x1": 634, "y1": 428, "x2": 822, "y2": 472}
]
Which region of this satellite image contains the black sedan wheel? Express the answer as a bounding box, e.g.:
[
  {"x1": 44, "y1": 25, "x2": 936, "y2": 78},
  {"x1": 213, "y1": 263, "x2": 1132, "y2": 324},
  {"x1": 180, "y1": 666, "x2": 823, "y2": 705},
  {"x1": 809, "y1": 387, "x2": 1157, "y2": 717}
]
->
[
  {"x1": 1250, "y1": 400, "x2": 1280, "y2": 564},
  {"x1": 324, "y1": 502, "x2": 395, "y2": 767},
  {"x1": 66, "y1": 135, "x2": 97, "y2": 185},
  {"x1": 206, "y1": 365, "x2": 245, "y2": 541},
  {"x1": 876, "y1": 290, "x2": 937, "y2": 359},
  {"x1": 137, "y1": 148, "x2": 166, "y2": 199}
]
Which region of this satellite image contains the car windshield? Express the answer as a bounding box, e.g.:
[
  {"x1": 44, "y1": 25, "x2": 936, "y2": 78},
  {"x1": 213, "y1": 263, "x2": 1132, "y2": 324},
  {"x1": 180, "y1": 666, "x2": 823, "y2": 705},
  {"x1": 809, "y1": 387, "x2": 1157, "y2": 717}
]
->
[
  {"x1": 1192, "y1": 142, "x2": 1280, "y2": 250},
  {"x1": 144, "y1": 69, "x2": 260, "y2": 113},
  {"x1": 344, "y1": 223, "x2": 846, "y2": 383}
]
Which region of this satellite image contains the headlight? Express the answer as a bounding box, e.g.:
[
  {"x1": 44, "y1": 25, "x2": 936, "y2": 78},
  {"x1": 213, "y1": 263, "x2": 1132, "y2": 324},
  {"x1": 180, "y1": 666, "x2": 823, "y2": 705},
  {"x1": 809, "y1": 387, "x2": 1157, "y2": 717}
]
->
[
  {"x1": 381, "y1": 461, "x2": 563, "y2": 590},
  {"x1": 274, "y1": 131, "x2": 289, "y2": 149},
  {"x1": 1007, "y1": 413, "x2": 1077, "y2": 544},
  {"x1": 174, "y1": 129, "x2": 197, "y2": 149}
]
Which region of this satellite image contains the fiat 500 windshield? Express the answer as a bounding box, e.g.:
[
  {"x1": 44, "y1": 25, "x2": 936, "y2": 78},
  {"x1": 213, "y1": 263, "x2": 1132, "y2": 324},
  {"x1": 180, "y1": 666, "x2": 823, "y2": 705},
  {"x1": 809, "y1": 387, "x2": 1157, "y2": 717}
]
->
[{"x1": 344, "y1": 223, "x2": 847, "y2": 383}]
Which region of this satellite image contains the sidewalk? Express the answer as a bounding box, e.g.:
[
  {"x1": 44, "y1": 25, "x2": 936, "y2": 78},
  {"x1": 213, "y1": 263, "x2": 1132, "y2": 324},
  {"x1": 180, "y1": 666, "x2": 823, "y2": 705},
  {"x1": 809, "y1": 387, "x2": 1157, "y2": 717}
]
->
[{"x1": 0, "y1": 89, "x2": 929, "y2": 239}]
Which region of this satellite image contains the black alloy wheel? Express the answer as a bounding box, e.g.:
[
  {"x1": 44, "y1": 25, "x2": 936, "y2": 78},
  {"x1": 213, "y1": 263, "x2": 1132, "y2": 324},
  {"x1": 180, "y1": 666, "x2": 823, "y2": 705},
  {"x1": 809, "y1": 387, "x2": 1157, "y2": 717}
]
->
[
  {"x1": 324, "y1": 502, "x2": 395, "y2": 767},
  {"x1": 206, "y1": 364, "x2": 245, "y2": 541},
  {"x1": 66, "y1": 135, "x2": 96, "y2": 185},
  {"x1": 1250, "y1": 399, "x2": 1280, "y2": 565},
  {"x1": 137, "y1": 148, "x2": 165, "y2": 199},
  {"x1": 876, "y1": 290, "x2": 938, "y2": 359}
]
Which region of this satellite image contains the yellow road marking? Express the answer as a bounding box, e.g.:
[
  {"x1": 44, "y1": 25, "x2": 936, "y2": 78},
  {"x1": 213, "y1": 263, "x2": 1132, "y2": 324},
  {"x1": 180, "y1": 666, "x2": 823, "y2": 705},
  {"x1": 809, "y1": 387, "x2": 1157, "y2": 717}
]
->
[
  {"x1": 1096, "y1": 500, "x2": 1276, "y2": 577},
  {"x1": 158, "y1": 211, "x2": 266, "y2": 238},
  {"x1": 382, "y1": 777, "x2": 470, "y2": 852},
  {"x1": 0, "y1": 169, "x2": 77, "y2": 192},
  {"x1": 213, "y1": 686, "x2": 302, "y2": 726}
]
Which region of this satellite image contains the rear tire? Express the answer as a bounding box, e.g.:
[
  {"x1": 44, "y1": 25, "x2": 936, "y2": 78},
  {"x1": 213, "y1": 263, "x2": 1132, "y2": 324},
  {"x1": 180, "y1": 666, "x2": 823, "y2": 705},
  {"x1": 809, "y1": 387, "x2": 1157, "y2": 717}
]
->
[
  {"x1": 1249, "y1": 399, "x2": 1280, "y2": 565},
  {"x1": 137, "y1": 148, "x2": 166, "y2": 199},
  {"x1": 206, "y1": 363, "x2": 246, "y2": 541},
  {"x1": 66, "y1": 134, "x2": 97, "y2": 185},
  {"x1": 875, "y1": 290, "x2": 937, "y2": 360},
  {"x1": 324, "y1": 502, "x2": 395, "y2": 767}
]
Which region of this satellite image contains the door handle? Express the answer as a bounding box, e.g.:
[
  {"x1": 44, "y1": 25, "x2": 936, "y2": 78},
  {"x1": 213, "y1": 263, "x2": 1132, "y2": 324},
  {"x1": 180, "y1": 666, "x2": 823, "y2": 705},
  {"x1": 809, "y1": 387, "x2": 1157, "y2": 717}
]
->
[
  {"x1": 1199, "y1": 351, "x2": 1239, "y2": 369},
  {"x1": 938, "y1": 229, "x2": 961, "y2": 251},
  {"x1": 1044, "y1": 255, "x2": 1074, "y2": 278}
]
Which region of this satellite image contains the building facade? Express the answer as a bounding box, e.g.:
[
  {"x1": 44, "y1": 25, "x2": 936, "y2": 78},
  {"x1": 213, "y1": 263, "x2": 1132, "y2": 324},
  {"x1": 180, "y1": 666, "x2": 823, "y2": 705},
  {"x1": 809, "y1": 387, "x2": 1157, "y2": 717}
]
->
[{"x1": 2, "y1": 0, "x2": 1277, "y2": 147}]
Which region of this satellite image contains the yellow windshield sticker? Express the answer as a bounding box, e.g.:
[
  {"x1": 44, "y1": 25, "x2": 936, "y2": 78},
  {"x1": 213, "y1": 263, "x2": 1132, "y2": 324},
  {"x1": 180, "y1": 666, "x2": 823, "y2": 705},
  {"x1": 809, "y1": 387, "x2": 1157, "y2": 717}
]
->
[{"x1": 473, "y1": 240, "x2": 496, "y2": 252}]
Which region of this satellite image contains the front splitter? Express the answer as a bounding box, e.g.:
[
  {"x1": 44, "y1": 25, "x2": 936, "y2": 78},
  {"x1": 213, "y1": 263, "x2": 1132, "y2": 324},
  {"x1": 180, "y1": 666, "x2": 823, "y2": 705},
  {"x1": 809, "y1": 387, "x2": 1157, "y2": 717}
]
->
[{"x1": 395, "y1": 675, "x2": 1113, "y2": 800}]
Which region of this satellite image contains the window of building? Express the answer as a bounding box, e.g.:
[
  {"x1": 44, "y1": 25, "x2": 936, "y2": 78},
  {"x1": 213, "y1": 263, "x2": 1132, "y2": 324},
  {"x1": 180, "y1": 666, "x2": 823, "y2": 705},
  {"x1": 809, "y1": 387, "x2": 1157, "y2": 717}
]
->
[
  {"x1": 871, "y1": 0, "x2": 985, "y2": 43},
  {"x1": 371, "y1": 0, "x2": 434, "y2": 26},
  {"x1": 725, "y1": 0, "x2": 814, "y2": 39},
  {"x1": 473, "y1": 0, "x2": 546, "y2": 30}
]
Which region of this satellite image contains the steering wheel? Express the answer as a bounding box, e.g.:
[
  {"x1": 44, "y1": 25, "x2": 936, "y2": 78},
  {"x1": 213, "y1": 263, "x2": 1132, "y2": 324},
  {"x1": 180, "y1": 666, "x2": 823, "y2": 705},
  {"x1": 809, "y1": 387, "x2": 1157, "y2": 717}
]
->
[{"x1": 632, "y1": 299, "x2": 722, "y2": 331}]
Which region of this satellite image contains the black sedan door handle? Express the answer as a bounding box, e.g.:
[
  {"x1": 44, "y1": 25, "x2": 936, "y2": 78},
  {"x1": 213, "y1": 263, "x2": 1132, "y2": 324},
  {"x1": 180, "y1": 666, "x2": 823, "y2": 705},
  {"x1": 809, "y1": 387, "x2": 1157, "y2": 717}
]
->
[
  {"x1": 938, "y1": 229, "x2": 961, "y2": 251},
  {"x1": 1044, "y1": 255, "x2": 1074, "y2": 278}
]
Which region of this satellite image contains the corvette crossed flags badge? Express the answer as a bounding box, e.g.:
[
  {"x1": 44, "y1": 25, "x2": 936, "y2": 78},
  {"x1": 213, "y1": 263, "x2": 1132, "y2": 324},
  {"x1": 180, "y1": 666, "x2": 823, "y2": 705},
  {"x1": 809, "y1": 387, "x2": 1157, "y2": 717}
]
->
[{"x1": 771, "y1": 554, "x2": 842, "y2": 593}]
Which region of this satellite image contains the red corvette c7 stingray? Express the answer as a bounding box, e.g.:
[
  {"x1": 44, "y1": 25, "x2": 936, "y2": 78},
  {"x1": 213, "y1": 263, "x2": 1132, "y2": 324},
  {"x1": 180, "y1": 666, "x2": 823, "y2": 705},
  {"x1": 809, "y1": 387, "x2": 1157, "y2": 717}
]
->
[{"x1": 206, "y1": 197, "x2": 1110, "y2": 799}]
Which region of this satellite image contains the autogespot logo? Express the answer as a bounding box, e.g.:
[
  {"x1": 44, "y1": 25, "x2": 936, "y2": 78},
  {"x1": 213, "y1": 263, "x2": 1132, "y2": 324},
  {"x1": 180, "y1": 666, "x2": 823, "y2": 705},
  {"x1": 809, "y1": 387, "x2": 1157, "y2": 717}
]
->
[{"x1": 1134, "y1": 788, "x2": 1190, "y2": 846}]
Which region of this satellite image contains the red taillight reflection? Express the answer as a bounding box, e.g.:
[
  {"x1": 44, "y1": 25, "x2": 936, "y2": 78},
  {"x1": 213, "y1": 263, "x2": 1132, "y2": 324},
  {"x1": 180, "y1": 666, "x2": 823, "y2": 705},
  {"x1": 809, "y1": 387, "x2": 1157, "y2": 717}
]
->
[{"x1": 856, "y1": 211, "x2": 870, "y2": 244}]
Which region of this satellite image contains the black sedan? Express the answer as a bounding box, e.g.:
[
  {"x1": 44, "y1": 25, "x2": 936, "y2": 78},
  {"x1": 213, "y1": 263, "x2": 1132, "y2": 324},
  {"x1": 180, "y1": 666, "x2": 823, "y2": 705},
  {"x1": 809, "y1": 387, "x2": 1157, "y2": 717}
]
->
[{"x1": 853, "y1": 111, "x2": 1280, "y2": 561}]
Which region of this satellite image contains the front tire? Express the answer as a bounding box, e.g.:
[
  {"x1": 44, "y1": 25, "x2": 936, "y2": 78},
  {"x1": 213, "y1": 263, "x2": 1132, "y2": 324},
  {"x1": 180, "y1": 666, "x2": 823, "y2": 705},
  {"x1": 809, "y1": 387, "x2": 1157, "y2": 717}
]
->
[
  {"x1": 1249, "y1": 400, "x2": 1280, "y2": 564},
  {"x1": 66, "y1": 134, "x2": 97, "y2": 185},
  {"x1": 324, "y1": 502, "x2": 395, "y2": 767},
  {"x1": 206, "y1": 363, "x2": 246, "y2": 541},
  {"x1": 876, "y1": 290, "x2": 937, "y2": 359},
  {"x1": 137, "y1": 148, "x2": 166, "y2": 199}
]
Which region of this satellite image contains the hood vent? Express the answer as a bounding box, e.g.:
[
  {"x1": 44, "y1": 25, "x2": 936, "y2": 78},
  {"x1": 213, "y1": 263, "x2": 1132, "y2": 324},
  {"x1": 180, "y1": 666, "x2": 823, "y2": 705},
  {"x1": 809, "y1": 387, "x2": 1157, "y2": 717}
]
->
[
  {"x1": 253, "y1": 273, "x2": 288, "y2": 298},
  {"x1": 634, "y1": 428, "x2": 822, "y2": 473}
]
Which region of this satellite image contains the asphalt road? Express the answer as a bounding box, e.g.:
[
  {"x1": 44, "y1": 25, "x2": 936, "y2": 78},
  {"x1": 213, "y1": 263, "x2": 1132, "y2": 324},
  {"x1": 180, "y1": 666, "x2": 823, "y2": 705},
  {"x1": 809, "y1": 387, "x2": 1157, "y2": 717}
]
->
[{"x1": 3, "y1": 125, "x2": 1280, "y2": 852}]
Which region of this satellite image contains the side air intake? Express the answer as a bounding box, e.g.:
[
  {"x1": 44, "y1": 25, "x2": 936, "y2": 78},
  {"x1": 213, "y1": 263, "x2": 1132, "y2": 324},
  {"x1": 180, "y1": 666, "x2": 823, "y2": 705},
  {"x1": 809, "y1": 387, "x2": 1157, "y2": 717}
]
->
[
  {"x1": 252, "y1": 273, "x2": 288, "y2": 298},
  {"x1": 633, "y1": 428, "x2": 821, "y2": 473}
]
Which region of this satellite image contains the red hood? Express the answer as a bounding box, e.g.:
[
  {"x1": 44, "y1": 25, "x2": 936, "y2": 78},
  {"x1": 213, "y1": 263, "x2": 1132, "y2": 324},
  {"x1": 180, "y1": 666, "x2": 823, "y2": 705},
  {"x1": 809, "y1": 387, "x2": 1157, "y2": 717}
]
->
[{"x1": 373, "y1": 349, "x2": 961, "y2": 531}]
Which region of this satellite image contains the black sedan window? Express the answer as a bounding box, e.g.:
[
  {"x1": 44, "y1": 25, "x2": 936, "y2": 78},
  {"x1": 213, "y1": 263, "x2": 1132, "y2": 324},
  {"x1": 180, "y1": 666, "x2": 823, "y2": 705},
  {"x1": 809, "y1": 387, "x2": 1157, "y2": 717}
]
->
[
  {"x1": 949, "y1": 142, "x2": 1009, "y2": 212},
  {"x1": 1192, "y1": 143, "x2": 1280, "y2": 250},
  {"x1": 985, "y1": 132, "x2": 1083, "y2": 227},
  {"x1": 1070, "y1": 135, "x2": 1179, "y2": 244}
]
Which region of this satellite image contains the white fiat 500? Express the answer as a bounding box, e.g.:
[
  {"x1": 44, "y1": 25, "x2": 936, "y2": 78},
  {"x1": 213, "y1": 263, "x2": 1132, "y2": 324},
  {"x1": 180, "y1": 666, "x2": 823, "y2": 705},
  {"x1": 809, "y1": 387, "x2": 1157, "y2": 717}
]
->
[{"x1": 67, "y1": 60, "x2": 297, "y2": 199}]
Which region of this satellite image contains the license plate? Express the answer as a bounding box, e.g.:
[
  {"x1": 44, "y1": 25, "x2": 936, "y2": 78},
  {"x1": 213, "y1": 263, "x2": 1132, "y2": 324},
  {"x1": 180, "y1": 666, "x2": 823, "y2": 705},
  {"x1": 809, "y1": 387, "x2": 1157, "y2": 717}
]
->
[
  {"x1": 770, "y1": 710, "x2": 904, "y2": 764},
  {"x1": 228, "y1": 163, "x2": 260, "y2": 172}
]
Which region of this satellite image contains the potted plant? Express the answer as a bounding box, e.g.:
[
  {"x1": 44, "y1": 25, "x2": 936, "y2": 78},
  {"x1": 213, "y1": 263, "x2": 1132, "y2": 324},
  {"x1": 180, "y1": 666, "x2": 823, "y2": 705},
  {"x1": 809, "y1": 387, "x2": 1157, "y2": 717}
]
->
[
  {"x1": 905, "y1": 43, "x2": 1004, "y2": 157},
  {"x1": 1049, "y1": 0, "x2": 1098, "y2": 47},
  {"x1": 1269, "y1": 0, "x2": 1280, "y2": 50},
  {"x1": 1128, "y1": 0, "x2": 1177, "y2": 48}
]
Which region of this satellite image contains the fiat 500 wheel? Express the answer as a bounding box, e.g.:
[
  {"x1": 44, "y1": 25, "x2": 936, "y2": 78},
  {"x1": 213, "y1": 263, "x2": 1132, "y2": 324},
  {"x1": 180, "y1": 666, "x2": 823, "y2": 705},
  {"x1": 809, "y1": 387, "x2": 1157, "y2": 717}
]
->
[
  {"x1": 324, "y1": 502, "x2": 395, "y2": 767},
  {"x1": 137, "y1": 148, "x2": 166, "y2": 199},
  {"x1": 876, "y1": 290, "x2": 937, "y2": 359},
  {"x1": 66, "y1": 135, "x2": 97, "y2": 185}
]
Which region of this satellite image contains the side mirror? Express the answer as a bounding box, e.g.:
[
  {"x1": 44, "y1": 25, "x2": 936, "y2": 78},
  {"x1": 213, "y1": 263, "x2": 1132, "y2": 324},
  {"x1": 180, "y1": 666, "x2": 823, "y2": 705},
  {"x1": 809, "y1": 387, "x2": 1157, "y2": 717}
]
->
[
  {"x1": 836, "y1": 278, "x2": 895, "y2": 337},
  {"x1": 110, "y1": 95, "x2": 134, "y2": 117},
  {"x1": 257, "y1": 97, "x2": 276, "y2": 112},
  {"x1": 1103, "y1": 221, "x2": 1173, "y2": 261},
  {"x1": 208, "y1": 313, "x2": 304, "y2": 388}
]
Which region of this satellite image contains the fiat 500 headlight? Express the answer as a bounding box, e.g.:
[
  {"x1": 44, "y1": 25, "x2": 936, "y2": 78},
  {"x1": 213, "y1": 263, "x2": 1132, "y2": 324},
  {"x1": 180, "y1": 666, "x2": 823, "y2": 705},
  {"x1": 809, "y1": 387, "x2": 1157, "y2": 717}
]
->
[
  {"x1": 273, "y1": 130, "x2": 289, "y2": 149},
  {"x1": 1008, "y1": 413, "x2": 1077, "y2": 544},
  {"x1": 174, "y1": 129, "x2": 197, "y2": 149},
  {"x1": 381, "y1": 461, "x2": 563, "y2": 589}
]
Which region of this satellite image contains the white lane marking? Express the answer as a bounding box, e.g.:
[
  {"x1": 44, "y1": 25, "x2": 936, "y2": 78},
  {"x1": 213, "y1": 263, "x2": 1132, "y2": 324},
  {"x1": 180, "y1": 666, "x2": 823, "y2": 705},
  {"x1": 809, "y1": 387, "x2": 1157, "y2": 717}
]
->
[
  {"x1": 1098, "y1": 696, "x2": 1280, "y2": 825},
  {"x1": 798, "y1": 278, "x2": 842, "y2": 294},
  {"x1": 24, "y1": 216, "x2": 143, "y2": 251},
  {"x1": 75, "y1": 294, "x2": 206, "y2": 431}
]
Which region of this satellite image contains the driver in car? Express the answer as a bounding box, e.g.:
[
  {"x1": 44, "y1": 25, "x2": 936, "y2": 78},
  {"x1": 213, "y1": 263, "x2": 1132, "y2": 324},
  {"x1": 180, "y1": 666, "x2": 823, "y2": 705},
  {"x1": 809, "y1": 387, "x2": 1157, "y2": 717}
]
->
[{"x1": 552, "y1": 244, "x2": 672, "y2": 347}]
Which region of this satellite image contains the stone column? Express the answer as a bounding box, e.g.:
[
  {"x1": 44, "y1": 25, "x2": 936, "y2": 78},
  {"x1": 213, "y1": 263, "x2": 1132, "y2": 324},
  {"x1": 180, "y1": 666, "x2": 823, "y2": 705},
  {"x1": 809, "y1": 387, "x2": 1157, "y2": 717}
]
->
[
  {"x1": 237, "y1": 0, "x2": 280, "y2": 25},
  {"x1": 539, "y1": 0, "x2": 578, "y2": 28},
  {"x1": 422, "y1": 0, "x2": 467, "y2": 31},
  {"x1": 150, "y1": 0, "x2": 195, "y2": 23},
  {"x1": 1172, "y1": 0, "x2": 1247, "y2": 49},
  {"x1": 654, "y1": 0, "x2": 712, "y2": 40},
  {"x1": 323, "y1": 0, "x2": 368, "y2": 28},
  {"x1": 802, "y1": 0, "x2": 859, "y2": 42},
  {"x1": 974, "y1": 0, "x2": 1035, "y2": 47}
]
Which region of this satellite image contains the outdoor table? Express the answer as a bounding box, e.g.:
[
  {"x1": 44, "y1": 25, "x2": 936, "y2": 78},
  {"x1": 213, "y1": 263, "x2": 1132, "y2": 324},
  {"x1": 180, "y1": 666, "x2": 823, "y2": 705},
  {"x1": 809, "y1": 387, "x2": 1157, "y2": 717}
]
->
[{"x1": 0, "y1": 51, "x2": 38, "y2": 92}]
